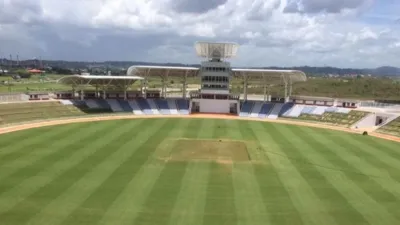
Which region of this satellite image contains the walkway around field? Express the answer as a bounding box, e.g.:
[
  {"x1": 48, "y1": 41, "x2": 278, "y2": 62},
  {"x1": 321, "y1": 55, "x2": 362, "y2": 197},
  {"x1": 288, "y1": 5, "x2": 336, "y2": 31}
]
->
[{"x1": 0, "y1": 114, "x2": 399, "y2": 143}]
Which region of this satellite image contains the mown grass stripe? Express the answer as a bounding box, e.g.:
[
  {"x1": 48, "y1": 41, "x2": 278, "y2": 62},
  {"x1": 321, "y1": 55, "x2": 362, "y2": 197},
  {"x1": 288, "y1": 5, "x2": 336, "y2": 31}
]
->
[
  {"x1": 182, "y1": 118, "x2": 203, "y2": 139},
  {"x1": 244, "y1": 122, "x2": 303, "y2": 225},
  {"x1": 27, "y1": 119, "x2": 173, "y2": 225},
  {"x1": 213, "y1": 119, "x2": 228, "y2": 139},
  {"x1": 97, "y1": 119, "x2": 191, "y2": 225},
  {"x1": 231, "y1": 120, "x2": 270, "y2": 225},
  {"x1": 295, "y1": 126, "x2": 400, "y2": 222},
  {"x1": 360, "y1": 136, "x2": 400, "y2": 159},
  {"x1": 200, "y1": 119, "x2": 215, "y2": 139},
  {"x1": 0, "y1": 123, "x2": 83, "y2": 165},
  {"x1": 337, "y1": 135, "x2": 400, "y2": 172},
  {"x1": 0, "y1": 125, "x2": 58, "y2": 150},
  {"x1": 202, "y1": 119, "x2": 237, "y2": 225},
  {"x1": 167, "y1": 119, "x2": 210, "y2": 225},
  {"x1": 57, "y1": 119, "x2": 174, "y2": 225},
  {"x1": 253, "y1": 122, "x2": 338, "y2": 225},
  {"x1": 319, "y1": 128, "x2": 400, "y2": 183},
  {"x1": 0, "y1": 122, "x2": 108, "y2": 193},
  {"x1": 0, "y1": 120, "x2": 148, "y2": 225},
  {"x1": 202, "y1": 162, "x2": 237, "y2": 225},
  {"x1": 283, "y1": 125, "x2": 398, "y2": 225},
  {"x1": 0, "y1": 121, "x2": 128, "y2": 215},
  {"x1": 224, "y1": 119, "x2": 242, "y2": 140},
  {"x1": 232, "y1": 163, "x2": 269, "y2": 225},
  {"x1": 132, "y1": 161, "x2": 189, "y2": 225},
  {"x1": 271, "y1": 124, "x2": 370, "y2": 225},
  {"x1": 168, "y1": 162, "x2": 210, "y2": 225}
]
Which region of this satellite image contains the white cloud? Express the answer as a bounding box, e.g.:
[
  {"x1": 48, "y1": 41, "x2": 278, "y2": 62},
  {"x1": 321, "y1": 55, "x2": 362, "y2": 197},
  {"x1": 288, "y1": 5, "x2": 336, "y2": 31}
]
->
[{"x1": 0, "y1": 0, "x2": 399, "y2": 68}]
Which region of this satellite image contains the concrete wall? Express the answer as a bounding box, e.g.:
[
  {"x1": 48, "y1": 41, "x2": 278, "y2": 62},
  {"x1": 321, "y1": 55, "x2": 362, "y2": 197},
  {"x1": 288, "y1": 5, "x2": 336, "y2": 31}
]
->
[{"x1": 192, "y1": 99, "x2": 237, "y2": 113}]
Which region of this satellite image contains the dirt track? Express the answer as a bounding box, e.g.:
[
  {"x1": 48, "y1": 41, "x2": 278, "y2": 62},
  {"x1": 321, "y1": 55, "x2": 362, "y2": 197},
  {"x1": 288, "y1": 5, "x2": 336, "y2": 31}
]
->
[{"x1": 0, "y1": 114, "x2": 399, "y2": 143}]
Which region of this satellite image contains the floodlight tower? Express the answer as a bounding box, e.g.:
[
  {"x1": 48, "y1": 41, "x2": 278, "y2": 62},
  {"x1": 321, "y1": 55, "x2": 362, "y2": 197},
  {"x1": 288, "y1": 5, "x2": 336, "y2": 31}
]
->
[{"x1": 195, "y1": 41, "x2": 239, "y2": 95}]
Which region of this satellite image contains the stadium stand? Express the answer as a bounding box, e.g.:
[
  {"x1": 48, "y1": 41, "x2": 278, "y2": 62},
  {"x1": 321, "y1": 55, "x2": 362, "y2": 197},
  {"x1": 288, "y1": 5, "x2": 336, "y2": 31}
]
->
[
  {"x1": 106, "y1": 99, "x2": 124, "y2": 112},
  {"x1": 0, "y1": 101, "x2": 111, "y2": 125},
  {"x1": 283, "y1": 104, "x2": 305, "y2": 117},
  {"x1": 312, "y1": 106, "x2": 328, "y2": 115},
  {"x1": 239, "y1": 101, "x2": 254, "y2": 117},
  {"x1": 128, "y1": 100, "x2": 144, "y2": 115},
  {"x1": 97, "y1": 99, "x2": 112, "y2": 110},
  {"x1": 146, "y1": 99, "x2": 161, "y2": 114},
  {"x1": 136, "y1": 99, "x2": 154, "y2": 115},
  {"x1": 167, "y1": 99, "x2": 179, "y2": 115},
  {"x1": 376, "y1": 116, "x2": 400, "y2": 137},
  {"x1": 297, "y1": 110, "x2": 369, "y2": 127},
  {"x1": 301, "y1": 106, "x2": 317, "y2": 115},
  {"x1": 278, "y1": 102, "x2": 294, "y2": 116},
  {"x1": 85, "y1": 99, "x2": 101, "y2": 109},
  {"x1": 259, "y1": 103, "x2": 274, "y2": 118},
  {"x1": 155, "y1": 99, "x2": 171, "y2": 115},
  {"x1": 249, "y1": 101, "x2": 263, "y2": 117},
  {"x1": 176, "y1": 99, "x2": 190, "y2": 115},
  {"x1": 117, "y1": 99, "x2": 134, "y2": 112},
  {"x1": 267, "y1": 103, "x2": 283, "y2": 119}
]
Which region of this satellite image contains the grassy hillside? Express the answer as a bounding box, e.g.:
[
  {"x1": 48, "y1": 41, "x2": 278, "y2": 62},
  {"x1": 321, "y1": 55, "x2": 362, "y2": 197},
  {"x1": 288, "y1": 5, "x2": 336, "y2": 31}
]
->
[
  {"x1": 1, "y1": 75, "x2": 400, "y2": 100},
  {"x1": 0, "y1": 118, "x2": 399, "y2": 225}
]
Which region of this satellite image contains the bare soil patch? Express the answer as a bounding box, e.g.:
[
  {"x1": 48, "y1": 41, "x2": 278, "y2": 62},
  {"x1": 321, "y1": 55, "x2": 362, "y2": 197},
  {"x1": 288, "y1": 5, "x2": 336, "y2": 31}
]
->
[{"x1": 162, "y1": 139, "x2": 249, "y2": 162}]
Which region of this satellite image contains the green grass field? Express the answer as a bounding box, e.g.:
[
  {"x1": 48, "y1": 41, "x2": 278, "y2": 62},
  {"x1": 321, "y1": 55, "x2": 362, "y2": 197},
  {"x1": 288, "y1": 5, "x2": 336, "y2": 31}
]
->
[{"x1": 0, "y1": 118, "x2": 400, "y2": 225}]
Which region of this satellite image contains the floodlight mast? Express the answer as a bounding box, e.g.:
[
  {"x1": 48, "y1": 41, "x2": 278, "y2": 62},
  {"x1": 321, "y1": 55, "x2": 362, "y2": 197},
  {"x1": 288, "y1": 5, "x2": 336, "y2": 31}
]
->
[{"x1": 194, "y1": 42, "x2": 239, "y2": 62}]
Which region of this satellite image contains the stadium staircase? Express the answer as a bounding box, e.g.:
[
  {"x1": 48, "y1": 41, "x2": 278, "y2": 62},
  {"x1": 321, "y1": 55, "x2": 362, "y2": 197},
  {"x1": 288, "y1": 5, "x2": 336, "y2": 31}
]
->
[
  {"x1": 312, "y1": 106, "x2": 328, "y2": 115},
  {"x1": 117, "y1": 100, "x2": 134, "y2": 112},
  {"x1": 85, "y1": 99, "x2": 101, "y2": 109},
  {"x1": 155, "y1": 99, "x2": 171, "y2": 115},
  {"x1": 239, "y1": 101, "x2": 254, "y2": 117},
  {"x1": 97, "y1": 99, "x2": 112, "y2": 110},
  {"x1": 278, "y1": 103, "x2": 294, "y2": 117},
  {"x1": 258, "y1": 103, "x2": 274, "y2": 119},
  {"x1": 301, "y1": 106, "x2": 317, "y2": 115},
  {"x1": 147, "y1": 99, "x2": 161, "y2": 114},
  {"x1": 249, "y1": 102, "x2": 263, "y2": 117},
  {"x1": 106, "y1": 99, "x2": 124, "y2": 112},
  {"x1": 267, "y1": 103, "x2": 283, "y2": 119},
  {"x1": 376, "y1": 116, "x2": 400, "y2": 137},
  {"x1": 167, "y1": 99, "x2": 179, "y2": 114},
  {"x1": 128, "y1": 100, "x2": 143, "y2": 115},
  {"x1": 176, "y1": 99, "x2": 189, "y2": 115},
  {"x1": 136, "y1": 99, "x2": 153, "y2": 115},
  {"x1": 283, "y1": 104, "x2": 305, "y2": 117}
]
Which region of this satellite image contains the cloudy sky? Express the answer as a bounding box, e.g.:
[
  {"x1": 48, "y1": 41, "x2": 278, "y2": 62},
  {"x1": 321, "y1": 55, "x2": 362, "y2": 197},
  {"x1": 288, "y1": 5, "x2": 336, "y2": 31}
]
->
[{"x1": 0, "y1": 0, "x2": 399, "y2": 68}]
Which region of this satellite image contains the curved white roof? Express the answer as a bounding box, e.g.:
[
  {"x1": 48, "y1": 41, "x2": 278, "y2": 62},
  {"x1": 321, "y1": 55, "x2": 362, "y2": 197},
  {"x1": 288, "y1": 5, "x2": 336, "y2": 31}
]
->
[
  {"x1": 231, "y1": 68, "x2": 307, "y2": 82},
  {"x1": 58, "y1": 75, "x2": 144, "y2": 87},
  {"x1": 195, "y1": 42, "x2": 239, "y2": 59},
  {"x1": 127, "y1": 65, "x2": 306, "y2": 82}
]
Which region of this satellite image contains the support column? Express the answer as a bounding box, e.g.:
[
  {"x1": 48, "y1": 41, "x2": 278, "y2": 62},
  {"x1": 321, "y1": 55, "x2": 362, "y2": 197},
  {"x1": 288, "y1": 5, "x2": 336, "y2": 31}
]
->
[
  {"x1": 288, "y1": 78, "x2": 293, "y2": 102},
  {"x1": 262, "y1": 73, "x2": 267, "y2": 102},
  {"x1": 95, "y1": 85, "x2": 99, "y2": 98},
  {"x1": 72, "y1": 87, "x2": 76, "y2": 99},
  {"x1": 243, "y1": 73, "x2": 248, "y2": 101},
  {"x1": 124, "y1": 86, "x2": 127, "y2": 100},
  {"x1": 140, "y1": 80, "x2": 144, "y2": 97},
  {"x1": 80, "y1": 89, "x2": 84, "y2": 100},
  {"x1": 282, "y1": 74, "x2": 288, "y2": 103},
  {"x1": 183, "y1": 71, "x2": 188, "y2": 99},
  {"x1": 143, "y1": 78, "x2": 148, "y2": 99},
  {"x1": 162, "y1": 70, "x2": 169, "y2": 98},
  {"x1": 103, "y1": 89, "x2": 106, "y2": 99}
]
